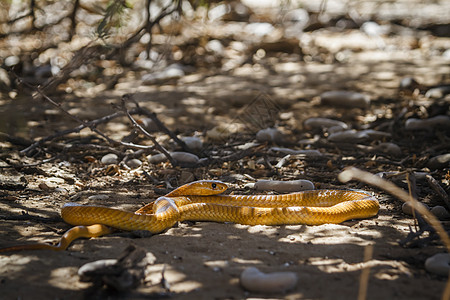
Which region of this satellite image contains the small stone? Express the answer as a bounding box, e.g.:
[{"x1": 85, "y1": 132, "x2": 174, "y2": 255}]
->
[
  {"x1": 255, "y1": 180, "x2": 315, "y2": 193},
  {"x1": 425, "y1": 86, "x2": 450, "y2": 99},
  {"x1": 427, "y1": 153, "x2": 450, "y2": 170},
  {"x1": 126, "y1": 159, "x2": 142, "y2": 169},
  {"x1": 402, "y1": 202, "x2": 429, "y2": 216},
  {"x1": 182, "y1": 136, "x2": 203, "y2": 151},
  {"x1": 320, "y1": 91, "x2": 370, "y2": 109},
  {"x1": 142, "y1": 64, "x2": 185, "y2": 85},
  {"x1": 328, "y1": 130, "x2": 369, "y2": 143},
  {"x1": 101, "y1": 153, "x2": 119, "y2": 165},
  {"x1": 425, "y1": 253, "x2": 450, "y2": 276},
  {"x1": 240, "y1": 267, "x2": 298, "y2": 293},
  {"x1": 405, "y1": 115, "x2": 450, "y2": 131},
  {"x1": 304, "y1": 117, "x2": 348, "y2": 131},
  {"x1": 256, "y1": 128, "x2": 285, "y2": 144},
  {"x1": 88, "y1": 194, "x2": 110, "y2": 200},
  {"x1": 431, "y1": 206, "x2": 450, "y2": 220},
  {"x1": 373, "y1": 142, "x2": 402, "y2": 156},
  {"x1": 148, "y1": 152, "x2": 199, "y2": 165}
]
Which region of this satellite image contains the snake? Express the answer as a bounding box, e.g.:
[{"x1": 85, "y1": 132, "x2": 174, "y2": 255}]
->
[{"x1": 0, "y1": 180, "x2": 379, "y2": 252}]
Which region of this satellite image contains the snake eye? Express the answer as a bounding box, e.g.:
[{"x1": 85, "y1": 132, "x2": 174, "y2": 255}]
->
[{"x1": 211, "y1": 183, "x2": 217, "y2": 189}]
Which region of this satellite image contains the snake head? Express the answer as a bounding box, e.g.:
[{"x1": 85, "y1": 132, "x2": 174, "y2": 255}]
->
[{"x1": 165, "y1": 180, "x2": 228, "y2": 197}]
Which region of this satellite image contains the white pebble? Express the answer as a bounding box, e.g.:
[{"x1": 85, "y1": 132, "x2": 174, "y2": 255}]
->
[
  {"x1": 126, "y1": 158, "x2": 142, "y2": 169},
  {"x1": 425, "y1": 86, "x2": 450, "y2": 99},
  {"x1": 240, "y1": 267, "x2": 298, "y2": 293},
  {"x1": 320, "y1": 91, "x2": 370, "y2": 109},
  {"x1": 182, "y1": 136, "x2": 203, "y2": 151},
  {"x1": 425, "y1": 253, "x2": 450, "y2": 276},
  {"x1": 431, "y1": 206, "x2": 450, "y2": 220},
  {"x1": 304, "y1": 117, "x2": 348, "y2": 130},
  {"x1": 142, "y1": 64, "x2": 185, "y2": 85},
  {"x1": 101, "y1": 153, "x2": 119, "y2": 165},
  {"x1": 402, "y1": 202, "x2": 429, "y2": 216},
  {"x1": 255, "y1": 180, "x2": 314, "y2": 193},
  {"x1": 405, "y1": 115, "x2": 450, "y2": 130},
  {"x1": 256, "y1": 128, "x2": 285, "y2": 144},
  {"x1": 328, "y1": 130, "x2": 369, "y2": 143},
  {"x1": 88, "y1": 194, "x2": 110, "y2": 200},
  {"x1": 269, "y1": 147, "x2": 322, "y2": 157},
  {"x1": 427, "y1": 153, "x2": 450, "y2": 170},
  {"x1": 148, "y1": 152, "x2": 199, "y2": 165},
  {"x1": 373, "y1": 142, "x2": 402, "y2": 156}
]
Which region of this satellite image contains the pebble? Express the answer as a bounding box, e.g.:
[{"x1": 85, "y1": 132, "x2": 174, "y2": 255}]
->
[
  {"x1": 328, "y1": 130, "x2": 369, "y2": 143},
  {"x1": 148, "y1": 152, "x2": 199, "y2": 165},
  {"x1": 431, "y1": 206, "x2": 450, "y2": 220},
  {"x1": 205, "y1": 40, "x2": 225, "y2": 55},
  {"x1": 88, "y1": 194, "x2": 110, "y2": 201},
  {"x1": 256, "y1": 128, "x2": 285, "y2": 144},
  {"x1": 269, "y1": 147, "x2": 322, "y2": 157},
  {"x1": 373, "y1": 142, "x2": 402, "y2": 156},
  {"x1": 78, "y1": 259, "x2": 118, "y2": 282},
  {"x1": 255, "y1": 180, "x2": 315, "y2": 193},
  {"x1": 101, "y1": 153, "x2": 119, "y2": 165},
  {"x1": 142, "y1": 64, "x2": 185, "y2": 85},
  {"x1": 402, "y1": 202, "x2": 429, "y2": 216},
  {"x1": 245, "y1": 22, "x2": 275, "y2": 36},
  {"x1": 320, "y1": 91, "x2": 370, "y2": 109},
  {"x1": 126, "y1": 159, "x2": 142, "y2": 169},
  {"x1": 240, "y1": 267, "x2": 298, "y2": 293},
  {"x1": 405, "y1": 115, "x2": 450, "y2": 130},
  {"x1": 425, "y1": 86, "x2": 450, "y2": 99},
  {"x1": 137, "y1": 118, "x2": 159, "y2": 132},
  {"x1": 182, "y1": 136, "x2": 203, "y2": 151},
  {"x1": 206, "y1": 126, "x2": 232, "y2": 142},
  {"x1": 425, "y1": 253, "x2": 450, "y2": 276},
  {"x1": 303, "y1": 117, "x2": 348, "y2": 131},
  {"x1": 427, "y1": 153, "x2": 450, "y2": 170}
]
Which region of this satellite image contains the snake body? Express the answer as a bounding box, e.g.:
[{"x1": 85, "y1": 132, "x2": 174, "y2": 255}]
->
[{"x1": 1, "y1": 180, "x2": 379, "y2": 252}]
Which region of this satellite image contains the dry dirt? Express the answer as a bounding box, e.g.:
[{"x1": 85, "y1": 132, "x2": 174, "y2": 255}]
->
[{"x1": 1, "y1": 1, "x2": 450, "y2": 300}]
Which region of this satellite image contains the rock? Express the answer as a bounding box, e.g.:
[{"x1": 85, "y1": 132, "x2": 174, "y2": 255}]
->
[
  {"x1": 88, "y1": 194, "x2": 110, "y2": 200},
  {"x1": 425, "y1": 86, "x2": 450, "y2": 99},
  {"x1": 240, "y1": 267, "x2": 298, "y2": 293},
  {"x1": 182, "y1": 136, "x2": 203, "y2": 151},
  {"x1": 405, "y1": 115, "x2": 450, "y2": 131},
  {"x1": 425, "y1": 253, "x2": 450, "y2": 276},
  {"x1": 142, "y1": 64, "x2": 185, "y2": 85},
  {"x1": 402, "y1": 202, "x2": 429, "y2": 216},
  {"x1": 304, "y1": 117, "x2": 348, "y2": 131},
  {"x1": 137, "y1": 118, "x2": 159, "y2": 132},
  {"x1": 245, "y1": 22, "x2": 275, "y2": 37},
  {"x1": 269, "y1": 147, "x2": 322, "y2": 157},
  {"x1": 205, "y1": 40, "x2": 225, "y2": 55},
  {"x1": 126, "y1": 159, "x2": 142, "y2": 169},
  {"x1": 431, "y1": 206, "x2": 450, "y2": 220},
  {"x1": 320, "y1": 91, "x2": 370, "y2": 109},
  {"x1": 206, "y1": 126, "x2": 233, "y2": 142},
  {"x1": 148, "y1": 152, "x2": 199, "y2": 165},
  {"x1": 255, "y1": 180, "x2": 315, "y2": 193},
  {"x1": 427, "y1": 153, "x2": 450, "y2": 170},
  {"x1": 328, "y1": 130, "x2": 369, "y2": 143},
  {"x1": 78, "y1": 259, "x2": 118, "y2": 282},
  {"x1": 361, "y1": 129, "x2": 391, "y2": 140},
  {"x1": 373, "y1": 142, "x2": 402, "y2": 156},
  {"x1": 101, "y1": 153, "x2": 119, "y2": 165},
  {"x1": 256, "y1": 128, "x2": 285, "y2": 144}
]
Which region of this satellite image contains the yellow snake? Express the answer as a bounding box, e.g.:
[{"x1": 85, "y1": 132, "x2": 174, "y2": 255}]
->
[{"x1": 0, "y1": 180, "x2": 379, "y2": 252}]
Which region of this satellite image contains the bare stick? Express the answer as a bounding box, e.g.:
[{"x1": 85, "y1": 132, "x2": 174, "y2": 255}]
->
[
  {"x1": 357, "y1": 244, "x2": 373, "y2": 300},
  {"x1": 426, "y1": 175, "x2": 450, "y2": 211},
  {"x1": 20, "y1": 108, "x2": 140, "y2": 155},
  {"x1": 120, "y1": 95, "x2": 176, "y2": 166},
  {"x1": 338, "y1": 167, "x2": 450, "y2": 253}
]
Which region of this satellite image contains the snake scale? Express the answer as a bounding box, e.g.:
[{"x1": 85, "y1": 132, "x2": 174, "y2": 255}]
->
[{"x1": 0, "y1": 180, "x2": 379, "y2": 252}]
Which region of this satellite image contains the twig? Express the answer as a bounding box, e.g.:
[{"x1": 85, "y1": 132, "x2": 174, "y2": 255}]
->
[
  {"x1": 357, "y1": 244, "x2": 373, "y2": 300},
  {"x1": 128, "y1": 97, "x2": 190, "y2": 152},
  {"x1": 120, "y1": 95, "x2": 176, "y2": 166},
  {"x1": 426, "y1": 174, "x2": 450, "y2": 211},
  {"x1": 20, "y1": 108, "x2": 139, "y2": 155}
]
